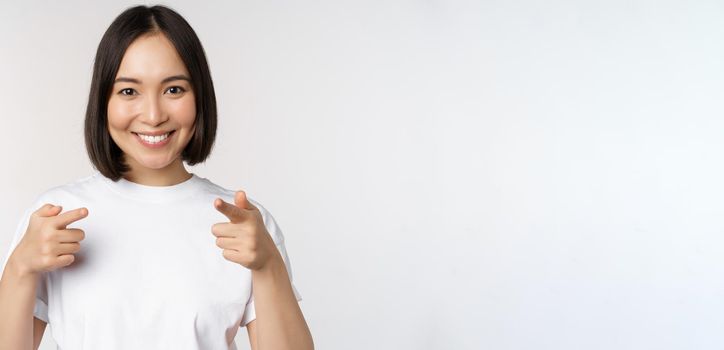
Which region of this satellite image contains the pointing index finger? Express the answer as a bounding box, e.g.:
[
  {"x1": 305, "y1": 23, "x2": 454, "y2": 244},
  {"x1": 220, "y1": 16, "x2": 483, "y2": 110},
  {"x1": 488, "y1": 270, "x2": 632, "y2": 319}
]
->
[
  {"x1": 52, "y1": 207, "x2": 89, "y2": 229},
  {"x1": 214, "y1": 198, "x2": 247, "y2": 223}
]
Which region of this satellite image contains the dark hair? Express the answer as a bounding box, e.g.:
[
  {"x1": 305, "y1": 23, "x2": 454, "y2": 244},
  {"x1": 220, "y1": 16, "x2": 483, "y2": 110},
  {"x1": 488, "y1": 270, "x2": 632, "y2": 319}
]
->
[{"x1": 84, "y1": 5, "x2": 217, "y2": 181}]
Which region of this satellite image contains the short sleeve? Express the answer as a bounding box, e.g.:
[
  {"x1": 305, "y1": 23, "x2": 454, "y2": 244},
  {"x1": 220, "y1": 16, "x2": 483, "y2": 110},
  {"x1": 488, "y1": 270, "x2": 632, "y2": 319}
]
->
[
  {"x1": 240, "y1": 200, "x2": 303, "y2": 327},
  {"x1": 1, "y1": 198, "x2": 51, "y2": 323}
]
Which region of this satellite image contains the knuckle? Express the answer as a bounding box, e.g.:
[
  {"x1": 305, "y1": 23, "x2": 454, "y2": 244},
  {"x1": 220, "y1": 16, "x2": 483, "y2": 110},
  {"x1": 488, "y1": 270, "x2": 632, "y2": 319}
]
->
[
  {"x1": 40, "y1": 255, "x2": 53, "y2": 267},
  {"x1": 39, "y1": 244, "x2": 53, "y2": 256},
  {"x1": 38, "y1": 220, "x2": 51, "y2": 234},
  {"x1": 40, "y1": 228, "x2": 54, "y2": 241}
]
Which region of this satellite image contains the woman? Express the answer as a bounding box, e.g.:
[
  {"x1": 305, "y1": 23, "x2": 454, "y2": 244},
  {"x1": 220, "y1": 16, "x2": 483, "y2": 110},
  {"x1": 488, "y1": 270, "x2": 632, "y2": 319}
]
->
[{"x1": 0, "y1": 5, "x2": 313, "y2": 350}]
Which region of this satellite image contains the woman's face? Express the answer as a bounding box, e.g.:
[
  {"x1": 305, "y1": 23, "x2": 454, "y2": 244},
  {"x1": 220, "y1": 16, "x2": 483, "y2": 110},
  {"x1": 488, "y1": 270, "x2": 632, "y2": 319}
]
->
[{"x1": 107, "y1": 33, "x2": 196, "y2": 173}]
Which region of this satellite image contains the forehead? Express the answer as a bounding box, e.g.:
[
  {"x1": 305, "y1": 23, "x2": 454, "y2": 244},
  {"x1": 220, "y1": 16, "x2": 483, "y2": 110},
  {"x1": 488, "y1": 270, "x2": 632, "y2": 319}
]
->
[{"x1": 115, "y1": 33, "x2": 189, "y2": 81}]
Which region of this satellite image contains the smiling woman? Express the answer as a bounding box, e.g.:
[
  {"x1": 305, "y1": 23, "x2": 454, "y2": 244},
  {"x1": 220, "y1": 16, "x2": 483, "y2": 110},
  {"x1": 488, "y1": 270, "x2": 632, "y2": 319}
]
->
[
  {"x1": 84, "y1": 5, "x2": 216, "y2": 185},
  {"x1": 0, "y1": 4, "x2": 313, "y2": 350},
  {"x1": 106, "y1": 33, "x2": 197, "y2": 184}
]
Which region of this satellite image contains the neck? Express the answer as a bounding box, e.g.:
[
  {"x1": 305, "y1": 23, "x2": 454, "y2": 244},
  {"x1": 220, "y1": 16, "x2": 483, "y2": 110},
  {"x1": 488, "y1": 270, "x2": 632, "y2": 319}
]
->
[{"x1": 122, "y1": 157, "x2": 192, "y2": 186}]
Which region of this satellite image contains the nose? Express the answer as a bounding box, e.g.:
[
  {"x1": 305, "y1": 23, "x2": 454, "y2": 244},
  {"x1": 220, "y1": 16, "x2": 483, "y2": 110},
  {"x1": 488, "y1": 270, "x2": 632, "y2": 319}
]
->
[{"x1": 140, "y1": 94, "x2": 168, "y2": 126}]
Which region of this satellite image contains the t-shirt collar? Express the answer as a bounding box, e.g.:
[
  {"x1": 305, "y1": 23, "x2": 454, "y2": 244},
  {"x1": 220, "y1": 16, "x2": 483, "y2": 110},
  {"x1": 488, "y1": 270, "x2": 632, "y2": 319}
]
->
[{"x1": 98, "y1": 171, "x2": 203, "y2": 203}]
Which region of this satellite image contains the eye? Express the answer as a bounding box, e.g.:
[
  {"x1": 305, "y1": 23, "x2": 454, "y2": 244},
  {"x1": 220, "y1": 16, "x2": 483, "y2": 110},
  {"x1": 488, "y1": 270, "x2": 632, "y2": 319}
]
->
[
  {"x1": 119, "y1": 88, "x2": 136, "y2": 96},
  {"x1": 165, "y1": 86, "x2": 186, "y2": 95}
]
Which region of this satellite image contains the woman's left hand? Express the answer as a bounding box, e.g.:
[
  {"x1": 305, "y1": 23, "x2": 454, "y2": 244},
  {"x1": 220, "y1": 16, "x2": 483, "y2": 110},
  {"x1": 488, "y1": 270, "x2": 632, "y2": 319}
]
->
[{"x1": 211, "y1": 190, "x2": 279, "y2": 271}]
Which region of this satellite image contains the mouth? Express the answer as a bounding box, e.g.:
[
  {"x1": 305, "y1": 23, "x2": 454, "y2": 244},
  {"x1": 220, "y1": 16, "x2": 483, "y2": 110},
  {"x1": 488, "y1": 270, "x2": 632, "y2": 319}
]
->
[{"x1": 132, "y1": 130, "x2": 176, "y2": 147}]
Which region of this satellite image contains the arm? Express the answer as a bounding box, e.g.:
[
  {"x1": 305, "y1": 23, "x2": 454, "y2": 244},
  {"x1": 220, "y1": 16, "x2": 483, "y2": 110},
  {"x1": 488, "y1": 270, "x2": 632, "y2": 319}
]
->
[
  {"x1": 1, "y1": 204, "x2": 86, "y2": 350},
  {"x1": 247, "y1": 253, "x2": 313, "y2": 350},
  {"x1": 0, "y1": 257, "x2": 41, "y2": 350},
  {"x1": 213, "y1": 193, "x2": 313, "y2": 350},
  {"x1": 247, "y1": 320, "x2": 258, "y2": 349},
  {"x1": 33, "y1": 317, "x2": 46, "y2": 350}
]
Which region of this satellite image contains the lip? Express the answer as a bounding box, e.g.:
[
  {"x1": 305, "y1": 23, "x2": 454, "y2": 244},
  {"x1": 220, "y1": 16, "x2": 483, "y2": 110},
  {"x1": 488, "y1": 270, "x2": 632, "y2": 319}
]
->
[{"x1": 133, "y1": 130, "x2": 175, "y2": 149}]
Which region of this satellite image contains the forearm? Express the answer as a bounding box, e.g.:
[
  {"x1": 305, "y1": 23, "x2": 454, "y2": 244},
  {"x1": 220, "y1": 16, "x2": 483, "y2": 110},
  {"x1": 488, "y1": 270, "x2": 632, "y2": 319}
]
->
[
  {"x1": 252, "y1": 252, "x2": 313, "y2": 350},
  {"x1": 0, "y1": 257, "x2": 38, "y2": 350}
]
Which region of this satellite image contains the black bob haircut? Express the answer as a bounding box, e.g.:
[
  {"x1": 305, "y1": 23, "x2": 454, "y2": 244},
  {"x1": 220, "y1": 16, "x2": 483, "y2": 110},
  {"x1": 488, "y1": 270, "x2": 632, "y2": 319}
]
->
[{"x1": 85, "y1": 5, "x2": 217, "y2": 181}]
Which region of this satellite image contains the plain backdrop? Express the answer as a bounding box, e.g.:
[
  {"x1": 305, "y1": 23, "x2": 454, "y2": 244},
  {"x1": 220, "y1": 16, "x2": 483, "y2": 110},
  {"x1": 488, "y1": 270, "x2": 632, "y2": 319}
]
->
[{"x1": 1, "y1": 0, "x2": 723, "y2": 349}]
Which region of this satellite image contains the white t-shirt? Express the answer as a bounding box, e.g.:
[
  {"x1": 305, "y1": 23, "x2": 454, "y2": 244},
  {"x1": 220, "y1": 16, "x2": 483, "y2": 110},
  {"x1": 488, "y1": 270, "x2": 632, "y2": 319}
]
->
[{"x1": 0, "y1": 171, "x2": 302, "y2": 349}]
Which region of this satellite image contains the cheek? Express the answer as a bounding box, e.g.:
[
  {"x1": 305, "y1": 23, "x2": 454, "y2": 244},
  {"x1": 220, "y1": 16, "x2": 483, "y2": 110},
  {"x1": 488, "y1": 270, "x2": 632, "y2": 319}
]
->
[
  {"x1": 167, "y1": 96, "x2": 196, "y2": 126},
  {"x1": 107, "y1": 97, "x2": 135, "y2": 130}
]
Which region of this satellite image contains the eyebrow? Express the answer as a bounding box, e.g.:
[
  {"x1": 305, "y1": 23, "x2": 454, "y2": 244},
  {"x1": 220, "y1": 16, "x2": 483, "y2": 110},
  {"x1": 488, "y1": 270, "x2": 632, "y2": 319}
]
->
[{"x1": 114, "y1": 75, "x2": 191, "y2": 84}]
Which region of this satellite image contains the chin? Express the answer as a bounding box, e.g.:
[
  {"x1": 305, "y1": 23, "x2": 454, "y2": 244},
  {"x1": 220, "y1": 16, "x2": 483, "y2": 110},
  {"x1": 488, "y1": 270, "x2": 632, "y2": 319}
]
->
[
  {"x1": 143, "y1": 162, "x2": 174, "y2": 170},
  {"x1": 134, "y1": 156, "x2": 176, "y2": 170}
]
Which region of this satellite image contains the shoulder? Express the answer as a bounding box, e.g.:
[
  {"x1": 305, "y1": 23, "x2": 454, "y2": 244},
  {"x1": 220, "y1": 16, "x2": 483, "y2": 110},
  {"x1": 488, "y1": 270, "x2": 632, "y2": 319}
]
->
[
  {"x1": 193, "y1": 174, "x2": 237, "y2": 202},
  {"x1": 11, "y1": 172, "x2": 100, "y2": 236},
  {"x1": 195, "y1": 175, "x2": 271, "y2": 214},
  {"x1": 27, "y1": 172, "x2": 100, "y2": 211}
]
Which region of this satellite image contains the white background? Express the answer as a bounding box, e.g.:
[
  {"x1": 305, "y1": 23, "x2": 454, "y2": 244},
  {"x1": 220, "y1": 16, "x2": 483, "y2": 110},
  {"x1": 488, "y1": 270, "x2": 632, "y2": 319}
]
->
[{"x1": 1, "y1": 1, "x2": 723, "y2": 349}]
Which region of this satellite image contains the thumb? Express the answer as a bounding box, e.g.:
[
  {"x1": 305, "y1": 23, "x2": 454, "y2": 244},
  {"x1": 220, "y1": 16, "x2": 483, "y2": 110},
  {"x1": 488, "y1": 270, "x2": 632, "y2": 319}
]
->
[
  {"x1": 36, "y1": 203, "x2": 62, "y2": 217},
  {"x1": 234, "y1": 190, "x2": 253, "y2": 210}
]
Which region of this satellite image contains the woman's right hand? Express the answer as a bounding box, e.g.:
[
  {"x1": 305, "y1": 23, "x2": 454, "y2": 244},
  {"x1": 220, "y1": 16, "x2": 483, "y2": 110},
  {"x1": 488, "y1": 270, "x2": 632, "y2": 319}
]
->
[{"x1": 9, "y1": 204, "x2": 88, "y2": 277}]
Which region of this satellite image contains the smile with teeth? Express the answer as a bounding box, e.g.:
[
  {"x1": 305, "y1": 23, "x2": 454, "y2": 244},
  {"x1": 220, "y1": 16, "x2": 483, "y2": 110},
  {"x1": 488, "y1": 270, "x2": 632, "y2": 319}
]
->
[{"x1": 134, "y1": 131, "x2": 174, "y2": 144}]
